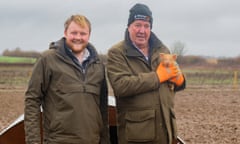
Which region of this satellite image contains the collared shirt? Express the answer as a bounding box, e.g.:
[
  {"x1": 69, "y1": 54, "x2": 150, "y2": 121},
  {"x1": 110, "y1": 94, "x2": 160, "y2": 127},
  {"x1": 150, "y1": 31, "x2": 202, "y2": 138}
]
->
[
  {"x1": 132, "y1": 43, "x2": 149, "y2": 61},
  {"x1": 64, "y1": 43, "x2": 90, "y2": 73}
]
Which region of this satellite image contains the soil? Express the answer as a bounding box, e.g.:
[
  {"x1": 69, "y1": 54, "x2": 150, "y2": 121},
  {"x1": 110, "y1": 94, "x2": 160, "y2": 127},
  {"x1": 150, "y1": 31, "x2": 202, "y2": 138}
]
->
[{"x1": 0, "y1": 84, "x2": 240, "y2": 144}]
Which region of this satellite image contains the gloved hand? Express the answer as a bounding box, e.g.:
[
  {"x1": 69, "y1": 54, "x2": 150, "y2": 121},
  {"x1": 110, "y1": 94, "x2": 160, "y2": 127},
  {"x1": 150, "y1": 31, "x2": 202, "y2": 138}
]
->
[
  {"x1": 169, "y1": 63, "x2": 184, "y2": 86},
  {"x1": 156, "y1": 62, "x2": 178, "y2": 83}
]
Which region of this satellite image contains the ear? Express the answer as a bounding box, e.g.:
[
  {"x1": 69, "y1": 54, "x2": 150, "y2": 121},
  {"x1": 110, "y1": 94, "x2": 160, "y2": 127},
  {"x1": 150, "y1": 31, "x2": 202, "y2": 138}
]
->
[
  {"x1": 159, "y1": 53, "x2": 165, "y2": 59},
  {"x1": 172, "y1": 54, "x2": 177, "y2": 60},
  {"x1": 64, "y1": 30, "x2": 67, "y2": 37}
]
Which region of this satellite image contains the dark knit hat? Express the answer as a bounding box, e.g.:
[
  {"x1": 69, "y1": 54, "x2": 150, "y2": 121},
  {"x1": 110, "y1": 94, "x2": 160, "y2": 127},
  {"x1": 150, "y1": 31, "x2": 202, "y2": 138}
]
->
[{"x1": 127, "y1": 3, "x2": 153, "y2": 28}]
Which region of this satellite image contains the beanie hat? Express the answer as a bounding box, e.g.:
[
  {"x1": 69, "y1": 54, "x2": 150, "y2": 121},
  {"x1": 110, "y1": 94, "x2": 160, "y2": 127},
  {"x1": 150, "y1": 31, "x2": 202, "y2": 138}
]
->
[{"x1": 127, "y1": 3, "x2": 153, "y2": 28}]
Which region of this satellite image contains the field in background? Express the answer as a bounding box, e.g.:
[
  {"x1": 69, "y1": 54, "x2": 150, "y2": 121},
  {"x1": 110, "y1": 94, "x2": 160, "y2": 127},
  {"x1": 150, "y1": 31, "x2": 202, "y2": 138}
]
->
[
  {"x1": 0, "y1": 64, "x2": 240, "y2": 143},
  {"x1": 1, "y1": 64, "x2": 239, "y2": 86},
  {"x1": 0, "y1": 55, "x2": 239, "y2": 86},
  {"x1": 0, "y1": 56, "x2": 36, "y2": 64},
  {"x1": 183, "y1": 68, "x2": 239, "y2": 85}
]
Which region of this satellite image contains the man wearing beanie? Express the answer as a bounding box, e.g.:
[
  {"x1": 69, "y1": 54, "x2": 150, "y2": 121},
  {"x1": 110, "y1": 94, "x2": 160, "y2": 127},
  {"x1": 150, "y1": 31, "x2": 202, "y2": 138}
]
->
[{"x1": 107, "y1": 3, "x2": 186, "y2": 144}]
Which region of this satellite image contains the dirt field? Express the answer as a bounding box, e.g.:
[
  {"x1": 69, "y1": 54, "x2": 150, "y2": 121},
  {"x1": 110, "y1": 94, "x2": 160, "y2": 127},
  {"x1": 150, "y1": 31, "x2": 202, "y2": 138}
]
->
[
  {"x1": 0, "y1": 66, "x2": 240, "y2": 143},
  {"x1": 175, "y1": 85, "x2": 240, "y2": 143}
]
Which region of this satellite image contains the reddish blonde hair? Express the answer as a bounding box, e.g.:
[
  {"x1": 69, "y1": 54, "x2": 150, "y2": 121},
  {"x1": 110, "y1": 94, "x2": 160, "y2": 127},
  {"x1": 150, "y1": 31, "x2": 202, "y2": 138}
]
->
[{"x1": 64, "y1": 14, "x2": 91, "y2": 33}]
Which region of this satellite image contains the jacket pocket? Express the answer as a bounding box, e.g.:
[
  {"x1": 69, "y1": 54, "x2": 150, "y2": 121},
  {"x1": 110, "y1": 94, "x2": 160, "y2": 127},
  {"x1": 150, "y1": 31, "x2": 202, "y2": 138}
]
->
[{"x1": 125, "y1": 109, "x2": 155, "y2": 142}]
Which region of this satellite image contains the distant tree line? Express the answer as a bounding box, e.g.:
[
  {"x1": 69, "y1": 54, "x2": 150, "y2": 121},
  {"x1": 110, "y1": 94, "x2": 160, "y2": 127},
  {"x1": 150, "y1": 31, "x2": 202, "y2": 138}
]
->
[
  {"x1": 2, "y1": 47, "x2": 41, "y2": 58},
  {"x1": 170, "y1": 41, "x2": 240, "y2": 69},
  {"x1": 178, "y1": 55, "x2": 240, "y2": 68}
]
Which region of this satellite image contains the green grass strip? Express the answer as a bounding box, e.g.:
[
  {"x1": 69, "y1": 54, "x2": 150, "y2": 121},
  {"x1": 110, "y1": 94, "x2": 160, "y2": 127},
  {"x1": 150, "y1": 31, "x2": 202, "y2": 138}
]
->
[{"x1": 0, "y1": 56, "x2": 36, "y2": 64}]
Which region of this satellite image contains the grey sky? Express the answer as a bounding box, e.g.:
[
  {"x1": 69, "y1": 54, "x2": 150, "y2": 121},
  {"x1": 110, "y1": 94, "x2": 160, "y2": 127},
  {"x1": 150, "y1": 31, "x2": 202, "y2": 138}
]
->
[{"x1": 1, "y1": 0, "x2": 240, "y2": 57}]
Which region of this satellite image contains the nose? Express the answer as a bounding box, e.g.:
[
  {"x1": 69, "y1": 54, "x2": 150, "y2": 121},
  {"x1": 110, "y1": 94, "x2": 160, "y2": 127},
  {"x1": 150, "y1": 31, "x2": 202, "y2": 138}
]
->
[
  {"x1": 138, "y1": 26, "x2": 145, "y2": 33},
  {"x1": 74, "y1": 33, "x2": 83, "y2": 39}
]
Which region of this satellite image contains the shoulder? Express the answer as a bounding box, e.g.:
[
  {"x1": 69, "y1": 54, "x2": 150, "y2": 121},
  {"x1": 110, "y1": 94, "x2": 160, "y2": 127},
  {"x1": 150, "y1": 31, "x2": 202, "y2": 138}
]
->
[
  {"x1": 40, "y1": 49, "x2": 57, "y2": 60},
  {"x1": 108, "y1": 40, "x2": 125, "y2": 54},
  {"x1": 159, "y1": 44, "x2": 170, "y2": 54},
  {"x1": 150, "y1": 32, "x2": 170, "y2": 53}
]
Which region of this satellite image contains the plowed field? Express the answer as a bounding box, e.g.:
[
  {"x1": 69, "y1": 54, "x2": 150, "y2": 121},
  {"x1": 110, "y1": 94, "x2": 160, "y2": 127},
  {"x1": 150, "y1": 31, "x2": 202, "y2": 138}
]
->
[{"x1": 0, "y1": 65, "x2": 239, "y2": 144}]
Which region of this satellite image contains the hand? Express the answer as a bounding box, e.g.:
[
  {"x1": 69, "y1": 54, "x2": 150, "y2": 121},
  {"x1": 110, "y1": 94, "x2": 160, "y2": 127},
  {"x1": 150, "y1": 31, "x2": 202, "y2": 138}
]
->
[
  {"x1": 156, "y1": 62, "x2": 178, "y2": 83},
  {"x1": 169, "y1": 63, "x2": 184, "y2": 86}
]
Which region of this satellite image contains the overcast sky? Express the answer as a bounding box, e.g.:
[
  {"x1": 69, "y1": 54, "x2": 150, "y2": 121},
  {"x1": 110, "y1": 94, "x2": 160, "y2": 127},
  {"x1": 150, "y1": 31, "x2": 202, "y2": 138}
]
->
[{"x1": 1, "y1": 0, "x2": 239, "y2": 57}]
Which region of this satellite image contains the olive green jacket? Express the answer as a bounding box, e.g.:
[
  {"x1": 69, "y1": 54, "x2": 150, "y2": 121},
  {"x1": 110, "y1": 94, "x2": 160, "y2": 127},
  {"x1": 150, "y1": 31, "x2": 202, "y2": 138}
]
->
[
  {"x1": 24, "y1": 38, "x2": 109, "y2": 144},
  {"x1": 107, "y1": 30, "x2": 185, "y2": 144}
]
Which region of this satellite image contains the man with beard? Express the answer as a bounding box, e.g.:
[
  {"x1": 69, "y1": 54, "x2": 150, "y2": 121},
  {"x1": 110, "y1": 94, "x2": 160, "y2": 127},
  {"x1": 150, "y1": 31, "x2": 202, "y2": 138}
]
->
[
  {"x1": 107, "y1": 3, "x2": 186, "y2": 144},
  {"x1": 24, "y1": 14, "x2": 110, "y2": 144}
]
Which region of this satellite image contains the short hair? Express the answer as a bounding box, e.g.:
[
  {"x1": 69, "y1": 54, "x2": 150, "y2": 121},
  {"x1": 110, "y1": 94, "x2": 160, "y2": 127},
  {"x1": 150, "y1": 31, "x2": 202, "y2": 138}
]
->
[{"x1": 64, "y1": 14, "x2": 91, "y2": 33}]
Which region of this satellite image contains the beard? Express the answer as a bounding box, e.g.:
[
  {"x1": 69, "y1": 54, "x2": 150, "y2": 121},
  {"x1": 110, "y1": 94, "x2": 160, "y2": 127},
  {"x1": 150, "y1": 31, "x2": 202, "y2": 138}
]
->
[{"x1": 66, "y1": 39, "x2": 88, "y2": 54}]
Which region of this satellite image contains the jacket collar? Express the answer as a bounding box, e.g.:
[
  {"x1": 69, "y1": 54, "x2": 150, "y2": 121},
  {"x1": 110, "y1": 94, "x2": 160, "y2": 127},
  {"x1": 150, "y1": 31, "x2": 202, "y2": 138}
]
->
[{"x1": 49, "y1": 37, "x2": 100, "y2": 65}]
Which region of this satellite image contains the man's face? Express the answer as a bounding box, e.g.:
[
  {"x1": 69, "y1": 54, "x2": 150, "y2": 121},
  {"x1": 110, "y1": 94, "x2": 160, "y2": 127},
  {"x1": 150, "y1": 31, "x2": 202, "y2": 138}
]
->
[
  {"x1": 64, "y1": 21, "x2": 90, "y2": 54},
  {"x1": 128, "y1": 20, "x2": 151, "y2": 48}
]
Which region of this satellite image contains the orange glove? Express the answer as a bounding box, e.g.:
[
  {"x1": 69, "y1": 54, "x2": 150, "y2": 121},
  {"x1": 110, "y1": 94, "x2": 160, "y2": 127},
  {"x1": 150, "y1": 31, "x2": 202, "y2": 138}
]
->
[
  {"x1": 156, "y1": 62, "x2": 178, "y2": 83},
  {"x1": 170, "y1": 74, "x2": 184, "y2": 86},
  {"x1": 169, "y1": 63, "x2": 184, "y2": 86}
]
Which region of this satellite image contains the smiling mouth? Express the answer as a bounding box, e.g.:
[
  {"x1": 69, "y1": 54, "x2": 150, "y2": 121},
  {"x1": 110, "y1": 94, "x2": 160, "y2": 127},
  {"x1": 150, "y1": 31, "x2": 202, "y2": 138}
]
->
[
  {"x1": 72, "y1": 40, "x2": 82, "y2": 44},
  {"x1": 73, "y1": 42, "x2": 82, "y2": 45}
]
